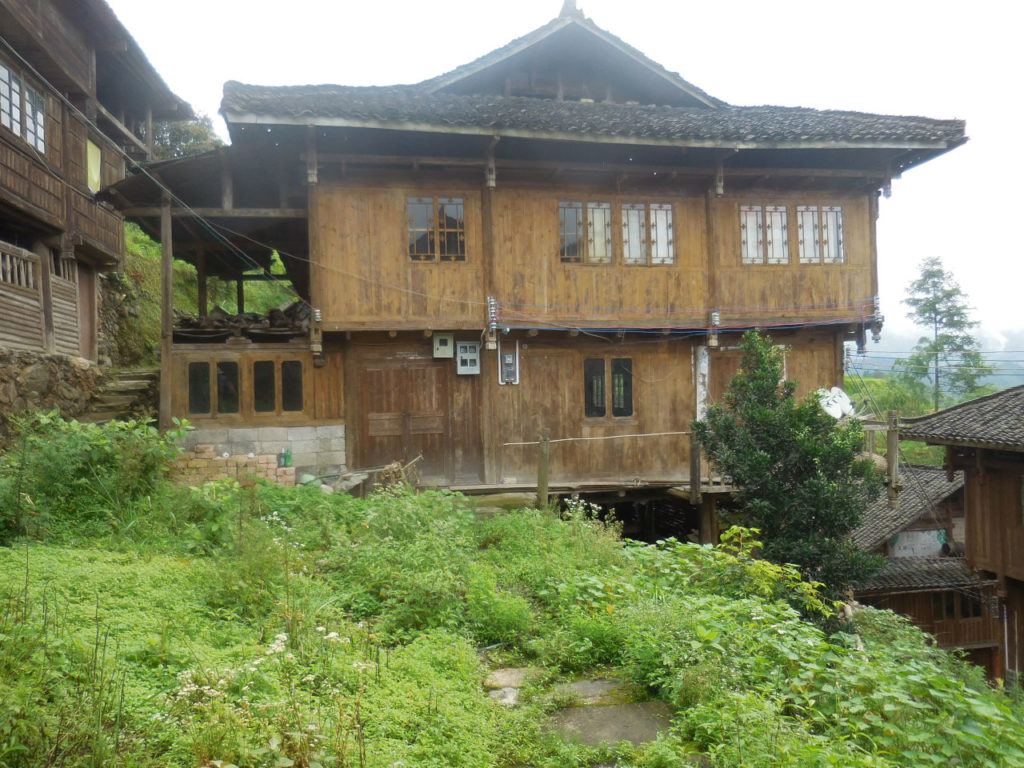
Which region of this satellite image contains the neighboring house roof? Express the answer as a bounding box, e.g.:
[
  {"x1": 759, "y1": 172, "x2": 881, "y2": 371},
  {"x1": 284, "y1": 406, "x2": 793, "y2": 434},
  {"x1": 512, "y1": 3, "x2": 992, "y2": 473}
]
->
[
  {"x1": 221, "y1": 81, "x2": 965, "y2": 152},
  {"x1": 852, "y1": 465, "x2": 963, "y2": 551},
  {"x1": 857, "y1": 556, "x2": 994, "y2": 593},
  {"x1": 901, "y1": 385, "x2": 1024, "y2": 452}
]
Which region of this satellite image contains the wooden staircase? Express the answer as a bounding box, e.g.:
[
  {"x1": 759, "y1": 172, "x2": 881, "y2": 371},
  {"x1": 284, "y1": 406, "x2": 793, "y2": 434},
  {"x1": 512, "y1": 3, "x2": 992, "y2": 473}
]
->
[{"x1": 80, "y1": 369, "x2": 159, "y2": 424}]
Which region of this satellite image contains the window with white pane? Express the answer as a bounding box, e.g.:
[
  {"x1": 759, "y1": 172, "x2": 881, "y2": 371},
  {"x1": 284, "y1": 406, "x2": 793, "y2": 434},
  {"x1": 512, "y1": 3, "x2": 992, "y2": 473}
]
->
[
  {"x1": 1, "y1": 60, "x2": 45, "y2": 154},
  {"x1": 1, "y1": 63, "x2": 22, "y2": 134},
  {"x1": 797, "y1": 204, "x2": 844, "y2": 264},
  {"x1": 559, "y1": 200, "x2": 612, "y2": 264},
  {"x1": 741, "y1": 204, "x2": 789, "y2": 264},
  {"x1": 622, "y1": 202, "x2": 674, "y2": 265}
]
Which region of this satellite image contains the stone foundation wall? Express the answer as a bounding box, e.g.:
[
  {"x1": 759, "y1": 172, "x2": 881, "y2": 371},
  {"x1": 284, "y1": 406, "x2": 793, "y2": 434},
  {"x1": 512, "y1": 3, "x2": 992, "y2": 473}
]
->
[
  {"x1": 177, "y1": 424, "x2": 347, "y2": 485},
  {"x1": 0, "y1": 348, "x2": 104, "y2": 434}
]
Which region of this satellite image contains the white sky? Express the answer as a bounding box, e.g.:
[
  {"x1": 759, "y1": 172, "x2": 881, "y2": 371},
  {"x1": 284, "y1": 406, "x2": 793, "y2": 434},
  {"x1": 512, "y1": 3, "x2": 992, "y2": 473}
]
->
[{"x1": 106, "y1": 0, "x2": 1022, "y2": 336}]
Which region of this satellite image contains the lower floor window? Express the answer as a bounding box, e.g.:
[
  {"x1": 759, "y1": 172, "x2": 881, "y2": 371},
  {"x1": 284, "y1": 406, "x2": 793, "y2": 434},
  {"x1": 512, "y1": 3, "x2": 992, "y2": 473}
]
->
[
  {"x1": 584, "y1": 357, "x2": 633, "y2": 418},
  {"x1": 187, "y1": 357, "x2": 304, "y2": 416}
]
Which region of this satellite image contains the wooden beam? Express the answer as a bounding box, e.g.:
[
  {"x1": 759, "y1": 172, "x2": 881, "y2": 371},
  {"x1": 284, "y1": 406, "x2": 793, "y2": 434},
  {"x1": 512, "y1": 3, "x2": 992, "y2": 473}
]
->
[
  {"x1": 94, "y1": 100, "x2": 149, "y2": 155},
  {"x1": 220, "y1": 149, "x2": 234, "y2": 211},
  {"x1": 159, "y1": 195, "x2": 173, "y2": 430},
  {"x1": 196, "y1": 248, "x2": 207, "y2": 319},
  {"x1": 122, "y1": 207, "x2": 308, "y2": 218}
]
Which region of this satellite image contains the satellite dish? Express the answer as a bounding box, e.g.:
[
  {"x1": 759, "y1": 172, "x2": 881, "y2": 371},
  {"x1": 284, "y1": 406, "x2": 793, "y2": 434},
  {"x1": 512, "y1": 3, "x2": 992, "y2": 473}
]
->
[{"x1": 817, "y1": 386, "x2": 856, "y2": 419}]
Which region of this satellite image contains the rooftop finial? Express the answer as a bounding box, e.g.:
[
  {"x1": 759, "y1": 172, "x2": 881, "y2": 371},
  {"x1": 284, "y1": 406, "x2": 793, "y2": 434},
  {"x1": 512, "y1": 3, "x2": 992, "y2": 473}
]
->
[{"x1": 560, "y1": 0, "x2": 582, "y2": 17}]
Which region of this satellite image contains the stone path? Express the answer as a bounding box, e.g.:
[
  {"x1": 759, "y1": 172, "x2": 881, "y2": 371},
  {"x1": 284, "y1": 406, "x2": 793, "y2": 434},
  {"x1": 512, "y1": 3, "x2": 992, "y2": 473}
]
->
[{"x1": 484, "y1": 668, "x2": 672, "y2": 747}]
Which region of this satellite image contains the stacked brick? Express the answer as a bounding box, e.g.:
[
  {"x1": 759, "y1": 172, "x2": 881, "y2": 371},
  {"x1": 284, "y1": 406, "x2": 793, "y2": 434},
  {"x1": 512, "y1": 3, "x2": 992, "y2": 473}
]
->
[{"x1": 175, "y1": 443, "x2": 296, "y2": 487}]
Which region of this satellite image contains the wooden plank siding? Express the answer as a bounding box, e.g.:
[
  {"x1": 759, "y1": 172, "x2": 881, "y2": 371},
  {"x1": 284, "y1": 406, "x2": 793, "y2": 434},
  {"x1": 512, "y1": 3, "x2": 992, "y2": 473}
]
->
[
  {"x1": 310, "y1": 185, "x2": 485, "y2": 329},
  {"x1": 309, "y1": 183, "x2": 875, "y2": 332},
  {"x1": 50, "y1": 276, "x2": 80, "y2": 356}
]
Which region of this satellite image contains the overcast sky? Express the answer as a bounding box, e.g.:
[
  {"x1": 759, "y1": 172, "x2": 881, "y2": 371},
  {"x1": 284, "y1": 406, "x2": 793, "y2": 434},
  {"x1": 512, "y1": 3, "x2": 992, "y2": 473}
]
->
[{"x1": 106, "y1": 0, "x2": 1021, "y2": 340}]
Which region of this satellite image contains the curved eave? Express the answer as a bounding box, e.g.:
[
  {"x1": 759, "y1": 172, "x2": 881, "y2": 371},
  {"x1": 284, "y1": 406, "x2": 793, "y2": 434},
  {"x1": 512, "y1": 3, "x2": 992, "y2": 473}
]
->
[
  {"x1": 899, "y1": 434, "x2": 1024, "y2": 454},
  {"x1": 223, "y1": 111, "x2": 959, "y2": 154}
]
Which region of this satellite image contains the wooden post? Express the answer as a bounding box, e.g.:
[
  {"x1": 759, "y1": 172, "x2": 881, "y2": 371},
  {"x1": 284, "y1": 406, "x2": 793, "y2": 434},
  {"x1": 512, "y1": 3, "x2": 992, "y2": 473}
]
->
[
  {"x1": 236, "y1": 278, "x2": 245, "y2": 314},
  {"x1": 196, "y1": 247, "x2": 208, "y2": 319},
  {"x1": 35, "y1": 240, "x2": 55, "y2": 352},
  {"x1": 689, "y1": 432, "x2": 702, "y2": 505},
  {"x1": 698, "y1": 497, "x2": 719, "y2": 545},
  {"x1": 536, "y1": 428, "x2": 550, "y2": 510},
  {"x1": 886, "y1": 409, "x2": 899, "y2": 508},
  {"x1": 159, "y1": 195, "x2": 173, "y2": 429}
]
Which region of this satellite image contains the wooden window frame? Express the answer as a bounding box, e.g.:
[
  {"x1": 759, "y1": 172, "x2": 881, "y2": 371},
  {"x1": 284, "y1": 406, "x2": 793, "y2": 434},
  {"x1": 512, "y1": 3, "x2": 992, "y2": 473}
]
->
[
  {"x1": 560, "y1": 200, "x2": 612, "y2": 264},
  {"x1": 407, "y1": 195, "x2": 465, "y2": 262},
  {"x1": 622, "y1": 202, "x2": 675, "y2": 265},
  {"x1": 0, "y1": 59, "x2": 44, "y2": 154},
  {"x1": 182, "y1": 351, "x2": 309, "y2": 422},
  {"x1": 797, "y1": 204, "x2": 844, "y2": 264},
  {"x1": 741, "y1": 204, "x2": 789, "y2": 265},
  {"x1": 583, "y1": 356, "x2": 634, "y2": 419}
]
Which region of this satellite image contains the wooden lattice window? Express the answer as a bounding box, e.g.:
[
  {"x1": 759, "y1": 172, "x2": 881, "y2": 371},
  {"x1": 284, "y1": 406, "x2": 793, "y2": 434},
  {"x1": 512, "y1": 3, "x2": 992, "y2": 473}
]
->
[
  {"x1": 407, "y1": 196, "x2": 465, "y2": 261},
  {"x1": 622, "y1": 203, "x2": 674, "y2": 265},
  {"x1": 23, "y1": 85, "x2": 44, "y2": 152},
  {"x1": 560, "y1": 201, "x2": 612, "y2": 264},
  {"x1": 741, "y1": 204, "x2": 789, "y2": 264},
  {"x1": 52, "y1": 253, "x2": 76, "y2": 283},
  {"x1": 584, "y1": 357, "x2": 633, "y2": 418},
  {"x1": 797, "y1": 205, "x2": 844, "y2": 264},
  {"x1": 0, "y1": 63, "x2": 20, "y2": 134}
]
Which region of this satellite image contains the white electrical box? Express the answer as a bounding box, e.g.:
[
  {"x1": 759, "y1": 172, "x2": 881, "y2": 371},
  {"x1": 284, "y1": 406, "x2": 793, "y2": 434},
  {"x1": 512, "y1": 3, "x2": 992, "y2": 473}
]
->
[
  {"x1": 456, "y1": 341, "x2": 481, "y2": 375},
  {"x1": 433, "y1": 333, "x2": 454, "y2": 358},
  {"x1": 498, "y1": 339, "x2": 519, "y2": 385}
]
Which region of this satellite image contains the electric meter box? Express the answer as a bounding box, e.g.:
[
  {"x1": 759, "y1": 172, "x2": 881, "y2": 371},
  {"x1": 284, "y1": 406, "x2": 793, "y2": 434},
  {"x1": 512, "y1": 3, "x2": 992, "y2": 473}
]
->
[
  {"x1": 432, "y1": 333, "x2": 454, "y2": 358},
  {"x1": 456, "y1": 341, "x2": 481, "y2": 374}
]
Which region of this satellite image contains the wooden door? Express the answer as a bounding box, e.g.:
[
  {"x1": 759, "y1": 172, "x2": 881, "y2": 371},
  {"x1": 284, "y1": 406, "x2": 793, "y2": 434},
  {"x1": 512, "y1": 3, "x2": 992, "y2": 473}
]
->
[{"x1": 359, "y1": 361, "x2": 450, "y2": 480}]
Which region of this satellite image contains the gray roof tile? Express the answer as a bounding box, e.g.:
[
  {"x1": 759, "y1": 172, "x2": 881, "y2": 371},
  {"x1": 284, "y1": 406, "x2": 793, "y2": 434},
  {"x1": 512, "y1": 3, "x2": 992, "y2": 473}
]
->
[
  {"x1": 857, "y1": 556, "x2": 991, "y2": 593},
  {"x1": 901, "y1": 385, "x2": 1024, "y2": 451},
  {"x1": 852, "y1": 465, "x2": 963, "y2": 551},
  {"x1": 221, "y1": 81, "x2": 965, "y2": 148}
]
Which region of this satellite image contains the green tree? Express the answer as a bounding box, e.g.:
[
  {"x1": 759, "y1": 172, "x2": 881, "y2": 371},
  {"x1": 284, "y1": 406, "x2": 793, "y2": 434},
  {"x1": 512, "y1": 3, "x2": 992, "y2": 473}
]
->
[
  {"x1": 150, "y1": 113, "x2": 223, "y2": 160},
  {"x1": 693, "y1": 331, "x2": 883, "y2": 598},
  {"x1": 897, "y1": 256, "x2": 991, "y2": 411}
]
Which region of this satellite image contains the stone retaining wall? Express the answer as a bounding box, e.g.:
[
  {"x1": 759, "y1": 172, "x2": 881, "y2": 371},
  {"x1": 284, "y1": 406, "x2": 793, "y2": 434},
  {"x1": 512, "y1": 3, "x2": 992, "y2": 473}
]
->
[
  {"x1": 0, "y1": 348, "x2": 104, "y2": 433},
  {"x1": 175, "y1": 444, "x2": 297, "y2": 486}
]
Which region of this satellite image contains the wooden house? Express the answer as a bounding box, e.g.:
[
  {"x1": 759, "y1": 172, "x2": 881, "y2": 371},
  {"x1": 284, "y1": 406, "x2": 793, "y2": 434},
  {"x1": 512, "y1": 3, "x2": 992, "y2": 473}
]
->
[
  {"x1": 901, "y1": 385, "x2": 1024, "y2": 682},
  {"x1": 103, "y1": 5, "x2": 966, "y2": 504},
  {"x1": 854, "y1": 465, "x2": 1002, "y2": 678},
  {"x1": 0, "y1": 0, "x2": 189, "y2": 360}
]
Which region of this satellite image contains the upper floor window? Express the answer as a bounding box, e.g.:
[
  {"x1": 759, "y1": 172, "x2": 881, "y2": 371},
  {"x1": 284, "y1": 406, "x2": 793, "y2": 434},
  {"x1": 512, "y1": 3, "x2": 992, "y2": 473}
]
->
[
  {"x1": 584, "y1": 357, "x2": 633, "y2": 418},
  {"x1": 408, "y1": 196, "x2": 465, "y2": 261},
  {"x1": 741, "y1": 204, "x2": 788, "y2": 264},
  {"x1": 797, "y1": 205, "x2": 844, "y2": 264},
  {"x1": 0, "y1": 62, "x2": 44, "y2": 153},
  {"x1": 622, "y1": 202, "x2": 675, "y2": 265},
  {"x1": 560, "y1": 201, "x2": 612, "y2": 264},
  {"x1": 562, "y1": 200, "x2": 674, "y2": 265}
]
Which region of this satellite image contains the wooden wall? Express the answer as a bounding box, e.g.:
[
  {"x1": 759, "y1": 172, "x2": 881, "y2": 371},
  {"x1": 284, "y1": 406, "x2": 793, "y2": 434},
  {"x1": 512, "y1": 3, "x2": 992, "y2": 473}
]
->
[
  {"x1": 960, "y1": 453, "x2": 1024, "y2": 581},
  {"x1": 310, "y1": 185, "x2": 484, "y2": 329},
  {"x1": 308, "y1": 181, "x2": 875, "y2": 332}
]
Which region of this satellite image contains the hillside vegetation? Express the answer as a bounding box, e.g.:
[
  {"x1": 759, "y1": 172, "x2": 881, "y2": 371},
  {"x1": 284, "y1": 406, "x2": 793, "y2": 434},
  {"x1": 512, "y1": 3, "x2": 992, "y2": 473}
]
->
[{"x1": 2, "y1": 415, "x2": 1023, "y2": 767}]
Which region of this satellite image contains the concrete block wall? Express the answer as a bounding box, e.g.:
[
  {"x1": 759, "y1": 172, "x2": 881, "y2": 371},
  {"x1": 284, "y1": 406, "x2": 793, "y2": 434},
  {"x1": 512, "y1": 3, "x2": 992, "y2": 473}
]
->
[{"x1": 176, "y1": 424, "x2": 346, "y2": 485}]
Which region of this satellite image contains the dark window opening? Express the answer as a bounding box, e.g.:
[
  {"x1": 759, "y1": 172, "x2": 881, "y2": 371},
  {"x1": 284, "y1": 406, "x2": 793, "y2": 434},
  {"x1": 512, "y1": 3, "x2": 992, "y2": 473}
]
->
[
  {"x1": 216, "y1": 362, "x2": 239, "y2": 414},
  {"x1": 282, "y1": 361, "x2": 303, "y2": 412},
  {"x1": 188, "y1": 362, "x2": 210, "y2": 414},
  {"x1": 584, "y1": 358, "x2": 605, "y2": 417},
  {"x1": 612, "y1": 358, "x2": 633, "y2": 417},
  {"x1": 253, "y1": 360, "x2": 275, "y2": 412}
]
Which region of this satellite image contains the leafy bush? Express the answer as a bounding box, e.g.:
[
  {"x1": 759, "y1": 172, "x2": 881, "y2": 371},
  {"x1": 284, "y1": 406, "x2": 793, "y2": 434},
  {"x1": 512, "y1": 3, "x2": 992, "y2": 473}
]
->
[{"x1": 0, "y1": 413, "x2": 184, "y2": 544}]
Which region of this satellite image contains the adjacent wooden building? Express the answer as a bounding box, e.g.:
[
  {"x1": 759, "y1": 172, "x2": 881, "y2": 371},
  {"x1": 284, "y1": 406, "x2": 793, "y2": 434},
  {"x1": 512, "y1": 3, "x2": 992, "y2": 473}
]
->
[
  {"x1": 854, "y1": 465, "x2": 1002, "y2": 678},
  {"x1": 104, "y1": 5, "x2": 966, "y2": 498},
  {"x1": 902, "y1": 385, "x2": 1024, "y2": 681},
  {"x1": 0, "y1": 0, "x2": 189, "y2": 360}
]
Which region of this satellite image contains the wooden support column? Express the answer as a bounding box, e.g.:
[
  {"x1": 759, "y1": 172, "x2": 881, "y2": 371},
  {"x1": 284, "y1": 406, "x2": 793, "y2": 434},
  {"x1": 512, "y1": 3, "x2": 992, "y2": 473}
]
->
[
  {"x1": 698, "y1": 496, "x2": 719, "y2": 545},
  {"x1": 220, "y1": 148, "x2": 234, "y2": 210},
  {"x1": 34, "y1": 240, "x2": 55, "y2": 352},
  {"x1": 236, "y1": 278, "x2": 245, "y2": 314},
  {"x1": 159, "y1": 195, "x2": 174, "y2": 429},
  {"x1": 536, "y1": 428, "x2": 550, "y2": 510},
  {"x1": 886, "y1": 409, "x2": 900, "y2": 508},
  {"x1": 196, "y1": 247, "x2": 208, "y2": 319},
  {"x1": 480, "y1": 136, "x2": 499, "y2": 484}
]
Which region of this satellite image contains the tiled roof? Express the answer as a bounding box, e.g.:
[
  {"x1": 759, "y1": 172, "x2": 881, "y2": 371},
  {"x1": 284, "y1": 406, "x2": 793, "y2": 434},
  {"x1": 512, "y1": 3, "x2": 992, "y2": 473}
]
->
[
  {"x1": 857, "y1": 556, "x2": 990, "y2": 593},
  {"x1": 852, "y1": 465, "x2": 963, "y2": 551},
  {"x1": 417, "y1": 11, "x2": 726, "y2": 108},
  {"x1": 221, "y1": 81, "x2": 965, "y2": 148},
  {"x1": 901, "y1": 385, "x2": 1024, "y2": 451}
]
